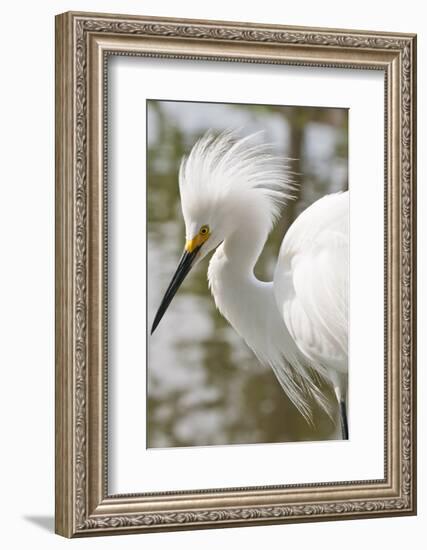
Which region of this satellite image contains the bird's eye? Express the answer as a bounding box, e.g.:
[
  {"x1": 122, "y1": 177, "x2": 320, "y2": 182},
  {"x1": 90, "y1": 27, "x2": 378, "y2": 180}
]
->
[{"x1": 199, "y1": 225, "x2": 209, "y2": 236}]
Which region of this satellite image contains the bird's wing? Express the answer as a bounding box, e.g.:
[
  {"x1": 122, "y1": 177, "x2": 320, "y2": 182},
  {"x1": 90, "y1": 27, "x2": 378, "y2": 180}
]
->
[{"x1": 273, "y1": 191, "x2": 349, "y2": 377}]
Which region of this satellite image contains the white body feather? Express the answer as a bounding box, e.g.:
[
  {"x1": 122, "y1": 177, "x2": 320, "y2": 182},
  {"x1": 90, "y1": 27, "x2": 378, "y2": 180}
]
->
[
  {"x1": 274, "y1": 192, "x2": 349, "y2": 375},
  {"x1": 178, "y1": 131, "x2": 349, "y2": 421}
]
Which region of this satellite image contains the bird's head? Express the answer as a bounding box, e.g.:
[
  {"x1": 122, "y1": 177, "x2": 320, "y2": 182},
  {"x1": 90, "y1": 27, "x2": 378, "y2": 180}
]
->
[{"x1": 151, "y1": 130, "x2": 295, "y2": 334}]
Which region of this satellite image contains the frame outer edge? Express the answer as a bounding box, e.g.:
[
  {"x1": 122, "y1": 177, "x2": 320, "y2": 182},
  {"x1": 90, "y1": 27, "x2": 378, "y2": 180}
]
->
[
  {"x1": 62, "y1": 10, "x2": 416, "y2": 40},
  {"x1": 55, "y1": 12, "x2": 75, "y2": 538},
  {"x1": 409, "y1": 34, "x2": 417, "y2": 514},
  {"x1": 413, "y1": 34, "x2": 417, "y2": 514}
]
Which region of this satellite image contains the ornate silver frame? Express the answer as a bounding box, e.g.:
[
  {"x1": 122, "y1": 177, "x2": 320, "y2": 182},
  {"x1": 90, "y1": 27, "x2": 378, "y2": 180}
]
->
[{"x1": 55, "y1": 11, "x2": 417, "y2": 537}]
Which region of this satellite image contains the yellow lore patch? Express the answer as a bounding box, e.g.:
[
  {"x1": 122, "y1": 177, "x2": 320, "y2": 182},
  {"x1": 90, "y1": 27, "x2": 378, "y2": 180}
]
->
[{"x1": 185, "y1": 226, "x2": 210, "y2": 252}]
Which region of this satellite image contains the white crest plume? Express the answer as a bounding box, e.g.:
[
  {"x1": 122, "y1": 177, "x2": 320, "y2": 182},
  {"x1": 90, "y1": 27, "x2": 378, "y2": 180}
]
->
[{"x1": 178, "y1": 130, "x2": 296, "y2": 235}]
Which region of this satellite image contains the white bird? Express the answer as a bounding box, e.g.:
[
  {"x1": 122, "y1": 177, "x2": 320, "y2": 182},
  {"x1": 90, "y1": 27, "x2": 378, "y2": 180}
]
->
[{"x1": 151, "y1": 131, "x2": 349, "y2": 439}]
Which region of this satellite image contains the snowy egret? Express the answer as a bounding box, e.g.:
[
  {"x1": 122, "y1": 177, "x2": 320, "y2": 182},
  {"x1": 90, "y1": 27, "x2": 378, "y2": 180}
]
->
[{"x1": 151, "y1": 131, "x2": 349, "y2": 439}]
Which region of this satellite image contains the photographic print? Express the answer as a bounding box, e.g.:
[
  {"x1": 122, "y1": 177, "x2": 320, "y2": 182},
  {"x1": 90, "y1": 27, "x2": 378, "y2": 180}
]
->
[{"x1": 147, "y1": 99, "x2": 349, "y2": 448}]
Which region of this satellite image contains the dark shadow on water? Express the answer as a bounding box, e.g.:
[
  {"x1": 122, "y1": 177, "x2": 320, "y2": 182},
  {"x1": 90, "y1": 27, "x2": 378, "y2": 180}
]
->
[{"x1": 23, "y1": 515, "x2": 54, "y2": 533}]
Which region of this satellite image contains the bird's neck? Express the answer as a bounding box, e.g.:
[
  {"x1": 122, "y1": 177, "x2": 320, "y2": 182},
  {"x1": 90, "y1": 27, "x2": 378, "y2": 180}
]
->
[
  {"x1": 222, "y1": 220, "x2": 268, "y2": 275},
  {"x1": 207, "y1": 222, "x2": 276, "y2": 352},
  {"x1": 207, "y1": 221, "x2": 321, "y2": 421}
]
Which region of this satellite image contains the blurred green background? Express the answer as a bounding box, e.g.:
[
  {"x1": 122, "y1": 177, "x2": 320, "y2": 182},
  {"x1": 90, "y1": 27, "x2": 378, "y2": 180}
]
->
[{"x1": 147, "y1": 100, "x2": 348, "y2": 448}]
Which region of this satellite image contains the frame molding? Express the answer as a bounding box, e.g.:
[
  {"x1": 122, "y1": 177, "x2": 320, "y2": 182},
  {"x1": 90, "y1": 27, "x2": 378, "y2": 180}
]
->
[{"x1": 55, "y1": 11, "x2": 416, "y2": 537}]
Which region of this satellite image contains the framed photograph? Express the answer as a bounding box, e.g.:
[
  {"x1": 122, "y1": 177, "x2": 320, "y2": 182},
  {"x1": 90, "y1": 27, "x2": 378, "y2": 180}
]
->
[{"x1": 55, "y1": 11, "x2": 417, "y2": 537}]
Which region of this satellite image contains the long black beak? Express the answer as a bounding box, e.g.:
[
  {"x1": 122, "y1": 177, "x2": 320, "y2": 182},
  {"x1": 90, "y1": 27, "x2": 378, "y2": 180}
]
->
[{"x1": 151, "y1": 246, "x2": 201, "y2": 334}]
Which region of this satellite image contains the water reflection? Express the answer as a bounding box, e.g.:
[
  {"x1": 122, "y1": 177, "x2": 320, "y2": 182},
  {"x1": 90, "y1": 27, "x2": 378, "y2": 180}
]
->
[{"x1": 147, "y1": 100, "x2": 348, "y2": 448}]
